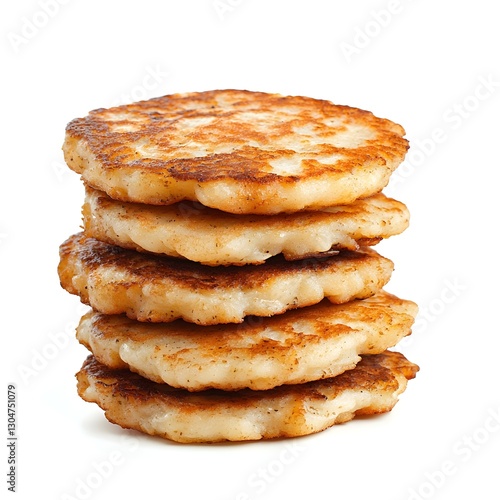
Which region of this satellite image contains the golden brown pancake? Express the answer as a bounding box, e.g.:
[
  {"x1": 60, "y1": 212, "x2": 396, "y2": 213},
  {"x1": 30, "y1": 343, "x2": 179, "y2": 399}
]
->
[
  {"x1": 59, "y1": 233, "x2": 394, "y2": 324},
  {"x1": 76, "y1": 351, "x2": 419, "y2": 443},
  {"x1": 82, "y1": 186, "x2": 409, "y2": 266},
  {"x1": 63, "y1": 89, "x2": 408, "y2": 214},
  {"x1": 75, "y1": 291, "x2": 417, "y2": 391}
]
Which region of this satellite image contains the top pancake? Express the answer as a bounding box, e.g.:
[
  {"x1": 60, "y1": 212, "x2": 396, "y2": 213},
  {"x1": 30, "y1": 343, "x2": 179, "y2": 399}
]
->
[{"x1": 63, "y1": 89, "x2": 408, "y2": 214}]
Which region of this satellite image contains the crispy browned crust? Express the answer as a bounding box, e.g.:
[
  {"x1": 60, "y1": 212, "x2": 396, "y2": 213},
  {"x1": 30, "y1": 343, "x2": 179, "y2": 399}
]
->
[
  {"x1": 81, "y1": 185, "x2": 409, "y2": 265},
  {"x1": 78, "y1": 351, "x2": 418, "y2": 408},
  {"x1": 65, "y1": 90, "x2": 407, "y2": 183},
  {"x1": 76, "y1": 290, "x2": 417, "y2": 360},
  {"x1": 74, "y1": 290, "x2": 417, "y2": 391},
  {"x1": 63, "y1": 89, "x2": 408, "y2": 213},
  {"x1": 58, "y1": 232, "x2": 390, "y2": 293},
  {"x1": 76, "y1": 351, "x2": 419, "y2": 441}
]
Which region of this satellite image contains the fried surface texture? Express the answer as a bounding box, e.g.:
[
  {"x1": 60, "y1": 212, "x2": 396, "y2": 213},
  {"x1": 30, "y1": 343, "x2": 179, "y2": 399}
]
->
[
  {"x1": 59, "y1": 233, "x2": 394, "y2": 324},
  {"x1": 64, "y1": 89, "x2": 408, "y2": 214},
  {"x1": 75, "y1": 291, "x2": 417, "y2": 391},
  {"x1": 82, "y1": 186, "x2": 409, "y2": 265},
  {"x1": 76, "y1": 351, "x2": 419, "y2": 443}
]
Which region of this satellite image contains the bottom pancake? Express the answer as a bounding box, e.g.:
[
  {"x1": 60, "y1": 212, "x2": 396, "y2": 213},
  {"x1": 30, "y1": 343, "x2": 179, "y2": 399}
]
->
[{"x1": 76, "y1": 351, "x2": 418, "y2": 443}]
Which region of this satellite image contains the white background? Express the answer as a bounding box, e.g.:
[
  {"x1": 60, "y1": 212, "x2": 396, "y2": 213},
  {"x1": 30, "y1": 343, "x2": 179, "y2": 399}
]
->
[{"x1": 2, "y1": 1, "x2": 499, "y2": 499}]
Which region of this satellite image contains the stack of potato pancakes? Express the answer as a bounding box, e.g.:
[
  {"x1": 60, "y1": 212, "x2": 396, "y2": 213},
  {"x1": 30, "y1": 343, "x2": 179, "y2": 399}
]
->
[{"x1": 58, "y1": 89, "x2": 419, "y2": 443}]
